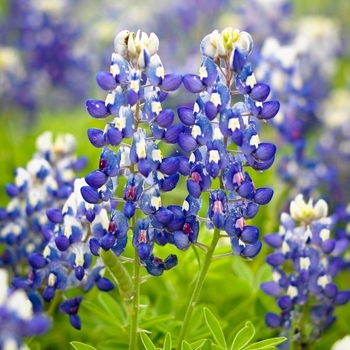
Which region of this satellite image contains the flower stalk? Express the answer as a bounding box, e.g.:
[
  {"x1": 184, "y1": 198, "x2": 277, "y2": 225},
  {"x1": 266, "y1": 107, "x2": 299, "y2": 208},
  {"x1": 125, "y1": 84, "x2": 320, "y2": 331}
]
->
[{"x1": 176, "y1": 227, "x2": 221, "y2": 350}]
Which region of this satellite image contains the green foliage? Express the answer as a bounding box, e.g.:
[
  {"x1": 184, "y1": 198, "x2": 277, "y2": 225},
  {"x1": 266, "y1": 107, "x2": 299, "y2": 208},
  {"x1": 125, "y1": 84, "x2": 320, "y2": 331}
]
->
[
  {"x1": 203, "y1": 308, "x2": 226, "y2": 349},
  {"x1": 231, "y1": 321, "x2": 255, "y2": 350},
  {"x1": 70, "y1": 342, "x2": 98, "y2": 350}
]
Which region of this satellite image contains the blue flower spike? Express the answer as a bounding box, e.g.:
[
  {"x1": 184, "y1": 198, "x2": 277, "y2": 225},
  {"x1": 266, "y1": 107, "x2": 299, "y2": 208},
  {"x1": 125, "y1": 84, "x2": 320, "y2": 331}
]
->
[{"x1": 261, "y1": 195, "x2": 350, "y2": 342}]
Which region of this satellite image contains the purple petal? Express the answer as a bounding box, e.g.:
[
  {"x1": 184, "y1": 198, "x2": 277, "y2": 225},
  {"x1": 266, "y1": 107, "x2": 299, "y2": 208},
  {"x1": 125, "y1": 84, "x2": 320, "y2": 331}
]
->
[
  {"x1": 81, "y1": 186, "x2": 102, "y2": 204},
  {"x1": 178, "y1": 106, "x2": 196, "y2": 126},
  {"x1": 178, "y1": 133, "x2": 197, "y2": 153},
  {"x1": 261, "y1": 281, "x2": 282, "y2": 296},
  {"x1": 253, "y1": 188, "x2": 274, "y2": 205},
  {"x1": 86, "y1": 99, "x2": 109, "y2": 119},
  {"x1": 183, "y1": 74, "x2": 206, "y2": 93},
  {"x1": 160, "y1": 73, "x2": 183, "y2": 91},
  {"x1": 96, "y1": 71, "x2": 117, "y2": 91},
  {"x1": 85, "y1": 170, "x2": 108, "y2": 188},
  {"x1": 266, "y1": 252, "x2": 286, "y2": 266},
  {"x1": 265, "y1": 312, "x2": 281, "y2": 328},
  {"x1": 156, "y1": 109, "x2": 174, "y2": 128},
  {"x1": 46, "y1": 208, "x2": 63, "y2": 224},
  {"x1": 87, "y1": 128, "x2": 106, "y2": 148},
  {"x1": 250, "y1": 83, "x2": 270, "y2": 102},
  {"x1": 259, "y1": 101, "x2": 280, "y2": 120}
]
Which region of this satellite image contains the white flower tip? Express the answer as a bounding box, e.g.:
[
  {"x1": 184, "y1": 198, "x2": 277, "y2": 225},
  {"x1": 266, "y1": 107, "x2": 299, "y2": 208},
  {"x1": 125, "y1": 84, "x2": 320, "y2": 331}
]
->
[
  {"x1": 331, "y1": 335, "x2": 350, "y2": 350},
  {"x1": 148, "y1": 32, "x2": 159, "y2": 56},
  {"x1": 313, "y1": 199, "x2": 328, "y2": 219},
  {"x1": 290, "y1": 194, "x2": 329, "y2": 222},
  {"x1": 238, "y1": 31, "x2": 253, "y2": 54},
  {"x1": 114, "y1": 30, "x2": 130, "y2": 56}
]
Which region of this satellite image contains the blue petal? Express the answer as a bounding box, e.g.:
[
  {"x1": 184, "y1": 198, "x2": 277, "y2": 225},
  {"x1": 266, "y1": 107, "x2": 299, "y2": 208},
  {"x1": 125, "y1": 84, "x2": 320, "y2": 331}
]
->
[
  {"x1": 160, "y1": 74, "x2": 183, "y2": 91},
  {"x1": 156, "y1": 109, "x2": 174, "y2": 128},
  {"x1": 178, "y1": 133, "x2": 197, "y2": 153},
  {"x1": 164, "y1": 124, "x2": 184, "y2": 144},
  {"x1": 106, "y1": 127, "x2": 123, "y2": 146},
  {"x1": 46, "y1": 208, "x2": 63, "y2": 224},
  {"x1": 250, "y1": 83, "x2": 270, "y2": 102},
  {"x1": 81, "y1": 186, "x2": 102, "y2": 204},
  {"x1": 87, "y1": 128, "x2": 106, "y2": 148},
  {"x1": 183, "y1": 74, "x2": 205, "y2": 93},
  {"x1": 259, "y1": 101, "x2": 280, "y2": 120},
  {"x1": 85, "y1": 170, "x2": 108, "y2": 188},
  {"x1": 96, "y1": 71, "x2": 117, "y2": 91},
  {"x1": 29, "y1": 253, "x2": 47, "y2": 269},
  {"x1": 253, "y1": 188, "x2": 274, "y2": 205},
  {"x1": 86, "y1": 99, "x2": 109, "y2": 119},
  {"x1": 178, "y1": 106, "x2": 196, "y2": 126}
]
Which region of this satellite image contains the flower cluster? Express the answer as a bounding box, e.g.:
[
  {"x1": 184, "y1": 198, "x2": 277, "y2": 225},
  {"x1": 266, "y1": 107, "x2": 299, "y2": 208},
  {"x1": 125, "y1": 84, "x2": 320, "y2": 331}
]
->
[
  {"x1": 82, "y1": 27, "x2": 278, "y2": 267},
  {"x1": 7, "y1": 28, "x2": 279, "y2": 330},
  {"x1": 179, "y1": 27, "x2": 279, "y2": 257},
  {"x1": 17, "y1": 178, "x2": 115, "y2": 329},
  {"x1": 0, "y1": 268, "x2": 51, "y2": 349},
  {"x1": 0, "y1": 131, "x2": 86, "y2": 276},
  {"x1": 262, "y1": 194, "x2": 350, "y2": 345}
]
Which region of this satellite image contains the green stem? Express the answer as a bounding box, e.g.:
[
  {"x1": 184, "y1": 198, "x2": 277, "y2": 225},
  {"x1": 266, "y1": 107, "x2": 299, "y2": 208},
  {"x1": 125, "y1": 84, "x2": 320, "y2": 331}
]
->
[
  {"x1": 176, "y1": 227, "x2": 221, "y2": 350},
  {"x1": 291, "y1": 301, "x2": 311, "y2": 350},
  {"x1": 129, "y1": 248, "x2": 141, "y2": 350}
]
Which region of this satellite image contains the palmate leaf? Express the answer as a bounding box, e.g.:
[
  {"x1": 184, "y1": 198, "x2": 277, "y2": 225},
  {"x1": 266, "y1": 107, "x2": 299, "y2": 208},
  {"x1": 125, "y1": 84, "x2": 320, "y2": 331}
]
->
[
  {"x1": 230, "y1": 321, "x2": 255, "y2": 350},
  {"x1": 70, "y1": 341, "x2": 97, "y2": 350},
  {"x1": 242, "y1": 337, "x2": 287, "y2": 349},
  {"x1": 140, "y1": 331, "x2": 157, "y2": 350},
  {"x1": 203, "y1": 308, "x2": 227, "y2": 349}
]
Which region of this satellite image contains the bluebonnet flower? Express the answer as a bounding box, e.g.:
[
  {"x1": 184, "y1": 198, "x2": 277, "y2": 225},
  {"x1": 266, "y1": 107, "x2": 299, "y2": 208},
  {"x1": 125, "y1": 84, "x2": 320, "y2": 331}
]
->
[
  {"x1": 0, "y1": 268, "x2": 51, "y2": 348},
  {"x1": 261, "y1": 195, "x2": 350, "y2": 347},
  {"x1": 83, "y1": 29, "x2": 184, "y2": 274},
  {"x1": 177, "y1": 27, "x2": 278, "y2": 258},
  {"x1": 0, "y1": 132, "x2": 86, "y2": 276},
  {"x1": 20, "y1": 178, "x2": 116, "y2": 328},
  {"x1": 82, "y1": 27, "x2": 278, "y2": 270}
]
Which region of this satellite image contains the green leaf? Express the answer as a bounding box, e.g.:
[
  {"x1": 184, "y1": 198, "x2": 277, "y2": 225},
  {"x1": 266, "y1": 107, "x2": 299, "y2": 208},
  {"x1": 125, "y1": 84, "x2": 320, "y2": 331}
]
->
[
  {"x1": 181, "y1": 341, "x2": 194, "y2": 350},
  {"x1": 212, "y1": 345, "x2": 226, "y2": 350},
  {"x1": 82, "y1": 300, "x2": 122, "y2": 328},
  {"x1": 163, "y1": 333, "x2": 172, "y2": 350},
  {"x1": 187, "y1": 304, "x2": 204, "y2": 334},
  {"x1": 243, "y1": 337, "x2": 287, "y2": 350},
  {"x1": 98, "y1": 292, "x2": 126, "y2": 324},
  {"x1": 139, "y1": 315, "x2": 175, "y2": 329},
  {"x1": 230, "y1": 321, "x2": 255, "y2": 350},
  {"x1": 203, "y1": 308, "x2": 226, "y2": 349},
  {"x1": 232, "y1": 258, "x2": 254, "y2": 288},
  {"x1": 190, "y1": 339, "x2": 206, "y2": 350},
  {"x1": 199, "y1": 339, "x2": 213, "y2": 350},
  {"x1": 70, "y1": 341, "x2": 97, "y2": 350},
  {"x1": 140, "y1": 332, "x2": 157, "y2": 350},
  {"x1": 252, "y1": 263, "x2": 272, "y2": 292}
]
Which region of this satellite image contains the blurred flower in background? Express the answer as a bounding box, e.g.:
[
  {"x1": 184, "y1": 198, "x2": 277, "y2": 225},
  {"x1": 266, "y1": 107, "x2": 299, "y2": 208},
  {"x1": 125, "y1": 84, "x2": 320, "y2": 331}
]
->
[
  {"x1": 0, "y1": 0, "x2": 93, "y2": 117},
  {"x1": 0, "y1": 268, "x2": 51, "y2": 348}
]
